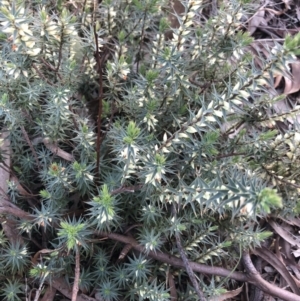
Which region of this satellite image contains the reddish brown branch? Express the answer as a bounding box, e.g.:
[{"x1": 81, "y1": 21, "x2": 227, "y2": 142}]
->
[
  {"x1": 96, "y1": 232, "x2": 300, "y2": 301},
  {"x1": 215, "y1": 152, "x2": 246, "y2": 160},
  {"x1": 93, "y1": 29, "x2": 104, "y2": 185},
  {"x1": 97, "y1": 231, "x2": 247, "y2": 281},
  {"x1": 168, "y1": 271, "x2": 178, "y2": 301}
]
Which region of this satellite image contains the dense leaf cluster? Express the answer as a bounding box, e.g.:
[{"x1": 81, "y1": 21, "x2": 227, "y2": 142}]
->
[{"x1": 0, "y1": 0, "x2": 299, "y2": 300}]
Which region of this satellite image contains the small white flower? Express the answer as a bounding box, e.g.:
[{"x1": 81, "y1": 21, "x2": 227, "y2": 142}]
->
[{"x1": 143, "y1": 114, "x2": 158, "y2": 131}]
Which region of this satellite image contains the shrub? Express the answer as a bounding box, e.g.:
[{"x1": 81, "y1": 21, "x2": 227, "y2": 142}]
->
[{"x1": 0, "y1": 0, "x2": 299, "y2": 300}]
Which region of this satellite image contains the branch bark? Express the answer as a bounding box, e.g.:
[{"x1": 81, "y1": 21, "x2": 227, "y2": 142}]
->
[
  {"x1": 175, "y1": 230, "x2": 207, "y2": 301},
  {"x1": 97, "y1": 232, "x2": 300, "y2": 301},
  {"x1": 173, "y1": 204, "x2": 207, "y2": 300},
  {"x1": 242, "y1": 250, "x2": 300, "y2": 301},
  {"x1": 72, "y1": 247, "x2": 81, "y2": 301},
  {"x1": 97, "y1": 232, "x2": 248, "y2": 281}
]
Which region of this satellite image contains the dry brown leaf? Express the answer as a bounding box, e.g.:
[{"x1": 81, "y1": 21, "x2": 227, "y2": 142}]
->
[
  {"x1": 40, "y1": 286, "x2": 56, "y2": 301},
  {"x1": 208, "y1": 285, "x2": 243, "y2": 301},
  {"x1": 249, "y1": 40, "x2": 276, "y2": 69},
  {"x1": 270, "y1": 95, "x2": 300, "y2": 125},
  {"x1": 248, "y1": 9, "x2": 266, "y2": 35},
  {"x1": 169, "y1": 0, "x2": 184, "y2": 28},
  {"x1": 165, "y1": 0, "x2": 185, "y2": 39},
  {"x1": 269, "y1": 220, "x2": 300, "y2": 248},
  {"x1": 274, "y1": 215, "x2": 296, "y2": 226},
  {"x1": 274, "y1": 74, "x2": 283, "y2": 88},
  {"x1": 287, "y1": 261, "x2": 300, "y2": 282},
  {"x1": 32, "y1": 248, "x2": 58, "y2": 265},
  {"x1": 286, "y1": 217, "x2": 300, "y2": 228},
  {"x1": 253, "y1": 247, "x2": 300, "y2": 294},
  {"x1": 284, "y1": 61, "x2": 300, "y2": 95}
]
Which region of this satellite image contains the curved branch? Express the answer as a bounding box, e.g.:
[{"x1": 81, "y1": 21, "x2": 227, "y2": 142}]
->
[
  {"x1": 242, "y1": 250, "x2": 300, "y2": 301},
  {"x1": 97, "y1": 232, "x2": 300, "y2": 301},
  {"x1": 97, "y1": 231, "x2": 248, "y2": 282},
  {"x1": 175, "y1": 230, "x2": 207, "y2": 301},
  {"x1": 172, "y1": 204, "x2": 206, "y2": 300}
]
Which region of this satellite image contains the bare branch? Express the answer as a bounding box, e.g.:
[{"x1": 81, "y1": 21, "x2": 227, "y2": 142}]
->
[
  {"x1": 97, "y1": 231, "x2": 248, "y2": 282},
  {"x1": 175, "y1": 230, "x2": 207, "y2": 300},
  {"x1": 173, "y1": 204, "x2": 206, "y2": 300},
  {"x1": 95, "y1": 232, "x2": 300, "y2": 301},
  {"x1": 72, "y1": 247, "x2": 81, "y2": 301}
]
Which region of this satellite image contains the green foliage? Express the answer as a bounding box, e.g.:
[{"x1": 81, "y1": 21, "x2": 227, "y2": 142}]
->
[
  {"x1": 125, "y1": 254, "x2": 153, "y2": 284},
  {"x1": 96, "y1": 281, "x2": 120, "y2": 301},
  {"x1": 1, "y1": 279, "x2": 23, "y2": 301},
  {"x1": 57, "y1": 217, "x2": 91, "y2": 250},
  {"x1": 1, "y1": 241, "x2": 30, "y2": 274},
  {"x1": 88, "y1": 184, "x2": 121, "y2": 231},
  {"x1": 256, "y1": 187, "x2": 282, "y2": 214},
  {"x1": 284, "y1": 32, "x2": 300, "y2": 56},
  {"x1": 0, "y1": 0, "x2": 299, "y2": 300}
]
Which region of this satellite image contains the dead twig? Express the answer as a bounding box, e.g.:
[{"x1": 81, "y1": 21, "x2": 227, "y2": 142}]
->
[
  {"x1": 71, "y1": 247, "x2": 81, "y2": 301},
  {"x1": 96, "y1": 231, "x2": 300, "y2": 301},
  {"x1": 98, "y1": 231, "x2": 248, "y2": 282},
  {"x1": 33, "y1": 278, "x2": 45, "y2": 301}
]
